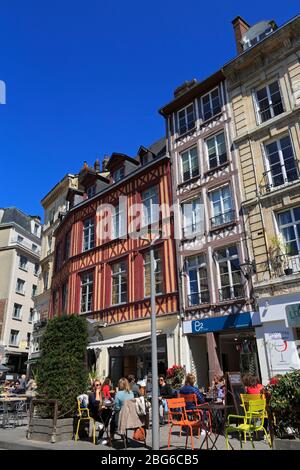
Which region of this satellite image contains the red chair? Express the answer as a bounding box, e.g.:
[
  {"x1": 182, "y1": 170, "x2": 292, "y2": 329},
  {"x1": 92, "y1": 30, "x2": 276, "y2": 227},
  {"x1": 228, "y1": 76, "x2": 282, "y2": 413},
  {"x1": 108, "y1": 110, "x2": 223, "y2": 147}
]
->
[
  {"x1": 179, "y1": 393, "x2": 212, "y2": 434},
  {"x1": 166, "y1": 397, "x2": 200, "y2": 450}
]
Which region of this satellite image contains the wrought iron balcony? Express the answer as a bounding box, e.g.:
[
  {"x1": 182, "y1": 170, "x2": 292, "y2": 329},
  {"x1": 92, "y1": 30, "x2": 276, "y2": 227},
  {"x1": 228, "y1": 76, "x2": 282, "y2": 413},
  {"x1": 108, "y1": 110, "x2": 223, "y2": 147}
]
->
[
  {"x1": 259, "y1": 164, "x2": 299, "y2": 195},
  {"x1": 218, "y1": 284, "x2": 245, "y2": 302},
  {"x1": 187, "y1": 291, "x2": 210, "y2": 307},
  {"x1": 210, "y1": 210, "x2": 235, "y2": 229}
]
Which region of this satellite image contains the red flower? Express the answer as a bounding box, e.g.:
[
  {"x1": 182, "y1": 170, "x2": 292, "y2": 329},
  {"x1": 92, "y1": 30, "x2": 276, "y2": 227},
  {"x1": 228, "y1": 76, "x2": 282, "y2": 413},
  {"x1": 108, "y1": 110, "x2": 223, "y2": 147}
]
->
[{"x1": 270, "y1": 377, "x2": 279, "y2": 385}]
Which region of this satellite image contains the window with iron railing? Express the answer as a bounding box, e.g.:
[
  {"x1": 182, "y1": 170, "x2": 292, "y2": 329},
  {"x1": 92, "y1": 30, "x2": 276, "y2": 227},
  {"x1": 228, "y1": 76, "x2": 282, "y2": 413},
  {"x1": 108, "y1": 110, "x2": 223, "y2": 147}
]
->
[
  {"x1": 210, "y1": 186, "x2": 234, "y2": 228},
  {"x1": 277, "y1": 207, "x2": 300, "y2": 256},
  {"x1": 216, "y1": 246, "x2": 243, "y2": 301},
  {"x1": 264, "y1": 135, "x2": 299, "y2": 190},
  {"x1": 254, "y1": 81, "x2": 284, "y2": 124},
  {"x1": 187, "y1": 254, "x2": 210, "y2": 306}
]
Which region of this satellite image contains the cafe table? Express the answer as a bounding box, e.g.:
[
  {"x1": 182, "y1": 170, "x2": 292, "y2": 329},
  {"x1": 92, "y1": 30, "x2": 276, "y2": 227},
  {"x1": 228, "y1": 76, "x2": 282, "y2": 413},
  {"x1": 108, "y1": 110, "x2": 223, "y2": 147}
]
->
[
  {"x1": 0, "y1": 395, "x2": 28, "y2": 428},
  {"x1": 198, "y1": 403, "x2": 235, "y2": 450}
]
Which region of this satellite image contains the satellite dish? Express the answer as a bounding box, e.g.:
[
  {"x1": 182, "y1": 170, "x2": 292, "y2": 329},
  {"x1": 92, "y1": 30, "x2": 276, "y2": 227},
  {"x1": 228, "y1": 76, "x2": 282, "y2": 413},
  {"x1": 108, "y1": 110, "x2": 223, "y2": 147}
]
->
[{"x1": 241, "y1": 20, "x2": 277, "y2": 50}]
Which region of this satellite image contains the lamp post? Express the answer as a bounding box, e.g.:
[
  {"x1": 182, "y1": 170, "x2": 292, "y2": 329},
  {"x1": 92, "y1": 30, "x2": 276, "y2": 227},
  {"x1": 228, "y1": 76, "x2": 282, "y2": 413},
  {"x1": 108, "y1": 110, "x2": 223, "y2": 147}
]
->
[{"x1": 142, "y1": 233, "x2": 160, "y2": 450}]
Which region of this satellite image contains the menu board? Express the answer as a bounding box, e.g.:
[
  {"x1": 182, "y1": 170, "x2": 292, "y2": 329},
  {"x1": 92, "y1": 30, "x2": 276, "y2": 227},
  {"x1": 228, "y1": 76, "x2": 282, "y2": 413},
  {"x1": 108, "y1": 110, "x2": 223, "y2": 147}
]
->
[{"x1": 226, "y1": 372, "x2": 245, "y2": 414}]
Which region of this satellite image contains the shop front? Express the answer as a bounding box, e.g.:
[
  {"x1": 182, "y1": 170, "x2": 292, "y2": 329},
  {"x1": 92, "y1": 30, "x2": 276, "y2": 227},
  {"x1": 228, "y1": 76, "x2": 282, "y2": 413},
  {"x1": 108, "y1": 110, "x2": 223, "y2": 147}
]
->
[
  {"x1": 255, "y1": 293, "x2": 300, "y2": 384},
  {"x1": 182, "y1": 311, "x2": 261, "y2": 388},
  {"x1": 87, "y1": 314, "x2": 180, "y2": 386}
]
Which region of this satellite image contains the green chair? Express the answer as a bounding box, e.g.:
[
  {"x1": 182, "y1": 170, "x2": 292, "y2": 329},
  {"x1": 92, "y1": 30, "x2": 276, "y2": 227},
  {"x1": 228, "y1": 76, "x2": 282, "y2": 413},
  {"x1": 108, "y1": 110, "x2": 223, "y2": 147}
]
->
[{"x1": 225, "y1": 398, "x2": 272, "y2": 449}]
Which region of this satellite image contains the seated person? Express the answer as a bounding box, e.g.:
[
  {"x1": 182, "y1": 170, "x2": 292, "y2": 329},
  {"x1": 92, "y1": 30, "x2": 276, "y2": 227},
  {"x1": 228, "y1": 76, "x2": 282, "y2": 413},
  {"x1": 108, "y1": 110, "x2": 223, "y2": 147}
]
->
[
  {"x1": 179, "y1": 373, "x2": 205, "y2": 409},
  {"x1": 101, "y1": 377, "x2": 113, "y2": 399},
  {"x1": 243, "y1": 374, "x2": 264, "y2": 395},
  {"x1": 88, "y1": 380, "x2": 112, "y2": 445},
  {"x1": 11, "y1": 380, "x2": 25, "y2": 395},
  {"x1": 158, "y1": 375, "x2": 173, "y2": 398},
  {"x1": 127, "y1": 374, "x2": 140, "y2": 398},
  {"x1": 110, "y1": 378, "x2": 134, "y2": 440},
  {"x1": 211, "y1": 374, "x2": 226, "y2": 402}
]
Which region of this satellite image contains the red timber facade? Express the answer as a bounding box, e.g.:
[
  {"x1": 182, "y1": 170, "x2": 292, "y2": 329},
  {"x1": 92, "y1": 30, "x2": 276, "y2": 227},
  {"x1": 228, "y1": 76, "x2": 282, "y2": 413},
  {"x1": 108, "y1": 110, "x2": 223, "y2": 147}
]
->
[{"x1": 50, "y1": 141, "x2": 179, "y2": 384}]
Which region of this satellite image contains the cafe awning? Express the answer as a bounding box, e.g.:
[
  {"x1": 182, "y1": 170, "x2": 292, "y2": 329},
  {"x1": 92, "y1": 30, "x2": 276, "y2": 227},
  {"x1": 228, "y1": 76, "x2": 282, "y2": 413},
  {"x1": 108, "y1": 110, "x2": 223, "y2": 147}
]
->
[{"x1": 87, "y1": 331, "x2": 160, "y2": 350}]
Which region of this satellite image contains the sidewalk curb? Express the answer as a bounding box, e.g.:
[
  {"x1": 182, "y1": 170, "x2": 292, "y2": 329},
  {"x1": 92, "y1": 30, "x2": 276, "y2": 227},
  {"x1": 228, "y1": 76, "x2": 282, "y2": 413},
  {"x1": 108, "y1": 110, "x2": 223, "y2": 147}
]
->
[{"x1": 0, "y1": 440, "x2": 56, "y2": 451}]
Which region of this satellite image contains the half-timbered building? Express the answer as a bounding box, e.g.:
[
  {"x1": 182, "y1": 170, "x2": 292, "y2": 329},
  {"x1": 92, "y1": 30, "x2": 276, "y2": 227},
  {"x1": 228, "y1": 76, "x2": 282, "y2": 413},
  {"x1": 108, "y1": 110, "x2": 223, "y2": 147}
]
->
[{"x1": 50, "y1": 139, "x2": 179, "y2": 384}]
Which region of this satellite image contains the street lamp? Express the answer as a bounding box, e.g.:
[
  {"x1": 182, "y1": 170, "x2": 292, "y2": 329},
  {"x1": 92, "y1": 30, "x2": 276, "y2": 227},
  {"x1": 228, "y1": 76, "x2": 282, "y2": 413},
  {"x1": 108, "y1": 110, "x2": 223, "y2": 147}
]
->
[{"x1": 141, "y1": 232, "x2": 160, "y2": 450}]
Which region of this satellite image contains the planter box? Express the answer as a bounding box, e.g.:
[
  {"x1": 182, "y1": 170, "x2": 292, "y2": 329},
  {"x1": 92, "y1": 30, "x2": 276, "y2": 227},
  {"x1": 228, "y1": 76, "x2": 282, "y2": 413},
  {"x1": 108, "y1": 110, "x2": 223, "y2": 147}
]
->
[
  {"x1": 274, "y1": 438, "x2": 300, "y2": 450},
  {"x1": 27, "y1": 417, "x2": 74, "y2": 443}
]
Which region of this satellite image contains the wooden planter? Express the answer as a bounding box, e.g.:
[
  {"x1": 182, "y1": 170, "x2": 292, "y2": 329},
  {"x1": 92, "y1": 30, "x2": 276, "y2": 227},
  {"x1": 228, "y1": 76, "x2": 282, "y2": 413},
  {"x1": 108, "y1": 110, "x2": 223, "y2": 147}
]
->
[{"x1": 26, "y1": 399, "x2": 74, "y2": 443}]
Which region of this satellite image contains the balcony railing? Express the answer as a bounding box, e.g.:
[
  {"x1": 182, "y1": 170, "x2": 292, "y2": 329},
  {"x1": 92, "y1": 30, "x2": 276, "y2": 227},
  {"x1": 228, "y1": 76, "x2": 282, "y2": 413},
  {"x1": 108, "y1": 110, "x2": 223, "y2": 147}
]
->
[
  {"x1": 188, "y1": 291, "x2": 210, "y2": 307},
  {"x1": 210, "y1": 210, "x2": 235, "y2": 229},
  {"x1": 10, "y1": 237, "x2": 41, "y2": 255},
  {"x1": 219, "y1": 284, "x2": 245, "y2": 301},
  {"x1": 182, "y1": 222, "x2": 202, "y2": 239},
  {"x1": 271, "y1": 253, "x2": 300, "y2": 276},
  {"x1": 259, "y1": 165, "x2": 299, "y2": 195}
]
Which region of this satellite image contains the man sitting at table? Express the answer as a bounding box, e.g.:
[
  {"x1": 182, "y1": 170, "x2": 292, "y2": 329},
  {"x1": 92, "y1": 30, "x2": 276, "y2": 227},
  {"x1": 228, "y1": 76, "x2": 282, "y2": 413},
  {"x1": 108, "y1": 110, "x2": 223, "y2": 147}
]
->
[{"x1": 179, "y1": 373, "x2": 205, "y2": 409}]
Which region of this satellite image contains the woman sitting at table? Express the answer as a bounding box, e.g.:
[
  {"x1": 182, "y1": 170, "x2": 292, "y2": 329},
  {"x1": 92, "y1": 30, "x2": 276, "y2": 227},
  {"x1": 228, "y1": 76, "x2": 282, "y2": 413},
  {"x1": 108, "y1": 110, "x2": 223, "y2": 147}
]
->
[
  {"x1": 110, "y1": 377, "x2": 134, "y2": 441},
  {"x1": 179, "y1": 373, "x2": 205, "y2": 409},
  {"x1": 243, "y1": 373, "x2": 264, "y2": 395},
  {"x1": 88, "y1": 380, "x2": 112, "y2": 445},
  {"x1": 101, "y1": 377, "x2": 113, "y2": 399}
]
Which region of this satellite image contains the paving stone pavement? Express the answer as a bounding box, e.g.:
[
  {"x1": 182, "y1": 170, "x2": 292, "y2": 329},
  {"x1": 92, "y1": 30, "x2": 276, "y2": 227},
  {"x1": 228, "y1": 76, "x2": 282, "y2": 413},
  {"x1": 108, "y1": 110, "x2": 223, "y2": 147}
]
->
[{"x1": 0, "y1": 421, "x2": 271, "y2": 451}]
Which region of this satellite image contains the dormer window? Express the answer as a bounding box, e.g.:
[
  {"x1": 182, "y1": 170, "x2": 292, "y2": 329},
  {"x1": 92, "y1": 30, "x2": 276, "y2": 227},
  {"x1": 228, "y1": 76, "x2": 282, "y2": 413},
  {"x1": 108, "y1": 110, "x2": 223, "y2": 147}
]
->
[
  {"x1": 177, "y1": 103, "x2": 195, "y2": 135},
  {"x1": 113, "y1": 167, "x2": 125, "y2": 183},
  {"x1": 87, "y1": 185, "x2": 96, "y2": 199}
]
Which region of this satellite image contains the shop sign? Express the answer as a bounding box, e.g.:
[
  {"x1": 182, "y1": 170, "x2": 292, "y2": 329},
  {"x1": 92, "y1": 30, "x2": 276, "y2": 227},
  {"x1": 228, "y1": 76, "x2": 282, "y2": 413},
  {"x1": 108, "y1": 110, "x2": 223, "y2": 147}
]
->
[
  {"x1": 191, "y1": 312, "x2": 253, "y2": 334},
  {"x1": 286, "y1": 304, "x2": 300, "y2": 328}
]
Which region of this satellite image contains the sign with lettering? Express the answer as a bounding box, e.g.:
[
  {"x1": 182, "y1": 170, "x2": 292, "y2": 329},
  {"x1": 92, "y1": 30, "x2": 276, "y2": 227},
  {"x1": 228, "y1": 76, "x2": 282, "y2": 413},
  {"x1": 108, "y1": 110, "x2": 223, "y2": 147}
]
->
[
  {"x1": 191, "y1": 312, "x2": 253, "y2": 334},
  {"x1": 286, "y1": 304, "x2": 300, "y2": 328}
]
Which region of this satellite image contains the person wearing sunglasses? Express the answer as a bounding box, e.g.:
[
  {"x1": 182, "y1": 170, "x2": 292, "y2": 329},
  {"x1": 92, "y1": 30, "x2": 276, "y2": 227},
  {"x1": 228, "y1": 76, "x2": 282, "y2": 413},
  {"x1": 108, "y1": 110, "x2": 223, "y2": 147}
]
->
[{"x1": 88, "y1": 380, "x2": 111, "y2": 445}]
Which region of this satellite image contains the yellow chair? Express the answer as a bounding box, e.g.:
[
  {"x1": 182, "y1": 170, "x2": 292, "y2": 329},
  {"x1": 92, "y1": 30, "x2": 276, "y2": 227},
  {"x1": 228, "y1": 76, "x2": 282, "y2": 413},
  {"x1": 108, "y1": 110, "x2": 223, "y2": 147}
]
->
[
  {"x1": 75, "y1": 399, "x2": 96, "y2": 444},
  {"x1": 225, "y1": 399, "x2": 272, "y2": 449},
  {"x1": 240, "y1": 393, "x2": 269, "y2": 442}
]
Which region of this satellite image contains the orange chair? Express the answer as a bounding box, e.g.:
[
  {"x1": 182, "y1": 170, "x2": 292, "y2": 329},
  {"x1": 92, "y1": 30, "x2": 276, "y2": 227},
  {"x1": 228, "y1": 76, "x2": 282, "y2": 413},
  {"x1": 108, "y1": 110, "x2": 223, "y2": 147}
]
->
[
  {"x1": 166, "y1": 397, "x2": 200, "y2": 450},
  {"x1": 179, "y1": 393, "x2": 212, "y2": 434}
]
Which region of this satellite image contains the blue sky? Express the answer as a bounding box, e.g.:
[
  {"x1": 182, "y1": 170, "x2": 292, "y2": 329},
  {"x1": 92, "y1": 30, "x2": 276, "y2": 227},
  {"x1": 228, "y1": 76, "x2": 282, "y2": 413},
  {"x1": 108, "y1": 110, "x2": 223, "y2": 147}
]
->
[{"x1": 0, "y1": 1, "x2": 298, "y2": 217}]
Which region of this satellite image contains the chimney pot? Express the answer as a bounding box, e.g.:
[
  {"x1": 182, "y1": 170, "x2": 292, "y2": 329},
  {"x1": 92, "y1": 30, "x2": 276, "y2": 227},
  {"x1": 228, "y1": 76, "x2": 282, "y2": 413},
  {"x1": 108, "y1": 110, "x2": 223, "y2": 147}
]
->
[
  {"x1": 94, "y1": 159, "x2": 100, "y2": 172},
  {"x1": 102, "y1": 155, "x2": 110, "y2": 171}
]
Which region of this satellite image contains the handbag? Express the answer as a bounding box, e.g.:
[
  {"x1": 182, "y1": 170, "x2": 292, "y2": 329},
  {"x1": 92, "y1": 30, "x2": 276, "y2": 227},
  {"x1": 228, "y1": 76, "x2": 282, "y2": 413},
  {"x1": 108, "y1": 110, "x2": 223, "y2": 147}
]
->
[{"x1": 133, "y1": 427, "x2": 145, "y2": 441}]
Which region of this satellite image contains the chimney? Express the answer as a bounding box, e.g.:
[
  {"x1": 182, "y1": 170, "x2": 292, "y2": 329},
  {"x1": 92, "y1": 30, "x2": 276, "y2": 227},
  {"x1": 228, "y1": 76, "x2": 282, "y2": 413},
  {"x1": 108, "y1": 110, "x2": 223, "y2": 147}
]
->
[
  {"x1": 94, "y1": 159, "x2": 100, "y2": 172},
  {"x1": 232, "y1": 16, "x2": 250, "y2": 55},
  {"x1": 102, "y1": 155, "x2": 110, "y2": 171}
]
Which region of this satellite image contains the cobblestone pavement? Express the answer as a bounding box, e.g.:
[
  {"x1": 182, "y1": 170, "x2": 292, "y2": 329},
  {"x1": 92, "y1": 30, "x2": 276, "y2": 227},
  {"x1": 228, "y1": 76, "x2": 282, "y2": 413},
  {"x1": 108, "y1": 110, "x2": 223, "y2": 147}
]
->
[{"x1": 0, "y1": 421, "x2": 271, "y2": 451}]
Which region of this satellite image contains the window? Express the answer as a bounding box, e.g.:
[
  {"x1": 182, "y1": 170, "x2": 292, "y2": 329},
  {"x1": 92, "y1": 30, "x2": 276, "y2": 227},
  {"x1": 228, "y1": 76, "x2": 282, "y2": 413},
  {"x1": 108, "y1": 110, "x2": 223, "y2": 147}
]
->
[
  {"x1": 112, "y1": 261, "x2": 127, "y2": 305},
  {"x1": 17, "y1": 235, "x2": 24, "y2": 244},
  {"x1": 201, "y1": 88, "x2": 221, "y2": 121},
  {"x1": 210, "y1": 186, "x2": 234, "y2": 227},
  {"x1": 206, "y1": 132, "x2": 227, "y2": 169},
  {"x1": 81, "y1": 272, "x2": 94, "y2": 313},
  {"x1": 181, "y1": 147, "x2": 199, "y2": 182},
  {"x1": 113, "y1": 167, "x2": 125, "y2": 183},
  {"x1": 52, "y1": 290, "x2": 59, "y2": 315},
  {"x1": 32, "y1": 285, "x2": 37, "y2": 298},
  {"x1": 141, "y1": 186, "x2": 159, "y2": 226},
  {"x1": 87, "y1": 185, "x2": 96, "y2": 199},
  {"x1": 264, "y1": 135, "x2": 298, "y2": 188},
  {"x1": 182, "y1": 198, "x2": 202, "y2": 238},
  {"x1": 83, "y1": 218, "x2": 95, "y2": 251},
  {"x1": 112, "y1": 204, "x2": 126, "y2": 239},
  {"x1": 9, "y1": 330, "x2": 19, "y2": 347},
  {"x1": 43, "y1": 271, "x2": 49, "y2": 292},
  {"x1": 32, "y1": 244, "x2": 38, "y2": 252},
  {"x1": 54, "y1": 242, "x2": 62, "y2": 272},
  {"x1": 49, "y1": 208, "x2": 55, "y2": 224},
  {"x1": 16, "y1": 279, "x2": 25, "y2": 294},
  {"x1": 33, "y1": 223, "x2": 39, "y2": 236},
  {"x1": 29, "y1": 308, "x2": 35, "y2": 323},
  {"x1": 177, "y1": 103, "x2": 195, "y2": 135},
  {"x1": 34, "y1": 263, "x2": 39, "y2": 276},
  {"x1": 13, "y1": 303, "x2": 22, "y2": 320},
  {"x1": 187, "y1": 255, "x2": 210, "y2": 306},
  {"x1": 255, "y1": 81, "x2": 284, "y2": 123},
  {"x1": 144, "y1": 248, "x2": 164, "y2": 297},
  {"x1": 19, "y1": 255, "x2": 28, "y2": 270},
  {"x1": 64, "y1": 231, "x2": 71, "y2": 261},
  {"x1": 26, "y1": 333, "x2": 31, "y2": 348},
  {"x1": 277, "y1": 207, "x2": 300, "y2": 255},
  {"x1": 216, "y1": 246, "x2": 243, "y2": 301},
  {"x1": 62, "y1": 282, "x2": 68, "y2": 313}
]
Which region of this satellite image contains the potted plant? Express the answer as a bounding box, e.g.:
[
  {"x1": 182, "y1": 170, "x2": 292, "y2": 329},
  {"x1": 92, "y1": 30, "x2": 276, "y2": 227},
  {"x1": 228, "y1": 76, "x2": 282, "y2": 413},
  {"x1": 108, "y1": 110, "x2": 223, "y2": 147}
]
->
[
  {"x1": 27, "y1": 315, "x2": 88, "y2": 443},
  {"x1": 268, "y1": 236, "x2": 293, "y2": 276},
  {"x1": 264, "y1": 370, "x2": 300, "y2": 449},
  {"x1": 166, "y1": 365, "x2": 185, "y2": 393}
]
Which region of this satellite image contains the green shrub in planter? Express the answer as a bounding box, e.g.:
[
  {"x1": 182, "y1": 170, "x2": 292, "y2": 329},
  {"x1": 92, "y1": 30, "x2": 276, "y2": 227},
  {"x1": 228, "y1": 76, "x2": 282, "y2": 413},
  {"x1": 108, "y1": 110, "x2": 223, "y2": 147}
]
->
[
  {"x1": 36, "y1": 315, "x2": 88, "y2": 418},
  {"x1": 265, "y1": 370, "x2": 300, "y2": 438}
]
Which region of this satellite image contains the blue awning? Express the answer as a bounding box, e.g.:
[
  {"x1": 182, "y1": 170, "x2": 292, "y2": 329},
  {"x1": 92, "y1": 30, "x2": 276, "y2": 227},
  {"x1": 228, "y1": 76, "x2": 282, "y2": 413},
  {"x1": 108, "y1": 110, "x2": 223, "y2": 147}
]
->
[{"x1": 191, "y1": 312, "x2": 254, "y2": 334}]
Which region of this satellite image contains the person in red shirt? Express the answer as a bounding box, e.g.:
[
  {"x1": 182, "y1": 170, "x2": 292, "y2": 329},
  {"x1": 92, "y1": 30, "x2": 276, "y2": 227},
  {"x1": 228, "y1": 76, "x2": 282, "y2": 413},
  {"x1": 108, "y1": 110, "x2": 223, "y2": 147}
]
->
[
  {"x1": 101, "y1": 377, "x2": 112, "y2": 399},
  {"x1": 243, "y1": 374, "x2": 264, "y2": 394}
]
